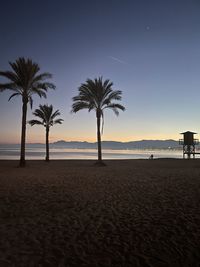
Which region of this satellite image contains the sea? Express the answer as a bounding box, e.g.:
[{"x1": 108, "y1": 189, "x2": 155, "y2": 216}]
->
[{"x1": 0, "y1": 144, "x2": 184, "y2": 160}]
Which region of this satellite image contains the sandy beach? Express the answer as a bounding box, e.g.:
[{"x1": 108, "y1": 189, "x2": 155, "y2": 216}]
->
[{"x1": 0, "y1": 159, "x2": 200, "y2": 266}]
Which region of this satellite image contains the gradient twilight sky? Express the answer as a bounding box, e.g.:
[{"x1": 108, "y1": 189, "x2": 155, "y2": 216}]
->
[{"x1": 0, "y1": 0, "x2": 200, "y2": 144}]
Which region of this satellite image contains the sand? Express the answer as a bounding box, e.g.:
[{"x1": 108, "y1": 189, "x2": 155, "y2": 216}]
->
[{"x1": 0, "y1": 159, "x2": 200, "y2": 267}]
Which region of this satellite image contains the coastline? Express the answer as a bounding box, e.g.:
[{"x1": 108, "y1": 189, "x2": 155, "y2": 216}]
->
[{"x1": 0, "y1": 148, "x2": 183, "y2": 160}]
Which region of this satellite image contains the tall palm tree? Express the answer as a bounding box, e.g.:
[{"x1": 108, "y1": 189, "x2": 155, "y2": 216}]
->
[
  {"x1": 29, "y1": 104, "x2": 63, "y2": 161},
  {"x1": 0, "y1": 57, "x2": 55, "y2": 167},
  {"x1": 72, "y1": 77, "x2": 125, "y2": 165}
]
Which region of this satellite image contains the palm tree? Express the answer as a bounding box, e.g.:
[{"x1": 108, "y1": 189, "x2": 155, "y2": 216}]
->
[
  {"x1": 72, "y1": 77, "x2": 125, "y2": 165},
  {"x1": 0, "y1": 57, "x2": 55, "y2": 167},
  {"x1": 29, "y1": 104, "x2": 63, "y2": 161}
]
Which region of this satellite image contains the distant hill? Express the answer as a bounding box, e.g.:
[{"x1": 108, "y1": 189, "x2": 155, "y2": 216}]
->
[
  {"x1": 0, "y1": 140, "x2": 183, "y2": 149},
  {"x1": 51, "y1": 139, "x2": 180, "y2": 150}
]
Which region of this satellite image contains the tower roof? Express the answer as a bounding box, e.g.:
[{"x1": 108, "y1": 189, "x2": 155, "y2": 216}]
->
[{"x1": 180, "y1": 131, "x2": 197, "y2": 135}]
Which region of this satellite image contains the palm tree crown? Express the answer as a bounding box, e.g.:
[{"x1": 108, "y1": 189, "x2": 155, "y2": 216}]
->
[
  {"x1": 72, "y1": 77, "x2": 125, "y2": 117},
  {"x1": 29, "y1": 104, "x2": 63, "y2": 127},
  {"x1": 0, "y1": 57, "x2": 55, "y2": 107}
]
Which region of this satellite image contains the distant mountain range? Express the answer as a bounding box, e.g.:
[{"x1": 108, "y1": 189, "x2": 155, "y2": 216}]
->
[
  {"x1": 1, "y1": 140, "x2": 187, "y2": 150},
  {"x1": 50, "y1": 139, "x2": 181, "y2": 150}
]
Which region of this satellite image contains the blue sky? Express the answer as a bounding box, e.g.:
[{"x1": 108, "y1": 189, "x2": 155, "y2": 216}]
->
[{"x1": 0, "y1": 0, "x2": 200, "y2": 143}]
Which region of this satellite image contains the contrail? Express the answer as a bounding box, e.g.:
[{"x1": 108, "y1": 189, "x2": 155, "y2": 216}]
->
[{"x1": 109, "y1": 56, "x2": 127, "y2": 65}]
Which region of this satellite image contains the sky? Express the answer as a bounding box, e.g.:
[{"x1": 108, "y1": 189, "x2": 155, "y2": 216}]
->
[{"x1": 0, "y1": 0, "x2": 200, "y2": 144}]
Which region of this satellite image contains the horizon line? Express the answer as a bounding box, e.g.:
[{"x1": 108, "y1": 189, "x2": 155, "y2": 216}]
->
[{"x1": 0, "y1": 138, "x2": 179, "y2": 145}]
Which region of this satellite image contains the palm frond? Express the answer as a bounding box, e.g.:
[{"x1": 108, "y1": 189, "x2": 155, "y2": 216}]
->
[
  {"x1": 103, "y1": 79, "x2": 113, "y2": 89},
  {"x1": 53, "y1": 119, "x2": 64, "y2": 124},
  {"x1": 34, "y1": 82, "x2": 56, "y2": 91},
  {"x1": 28, "y1": 120, "x2": 44, "y2": 126},
  {"x1": 31, "y1": 88, "x2": 47, "y2": 98},
  {"x1": 102, "y1": 90, "x2": 122, "y2": 107},
  {"x1": 0, "y1": 83, "x2": 21, "y2": 93},
  {"x1": 32, "y1": 108, "x2": 46, "y2": 120},
  {"x1": 71, "y1": 101, "x2": 91, "y2": 113},
  {"x1": 32, "y1": 73, "x2": 53, "y2": 83},
  {"x1": 104, "y1": 103, "x2": 125, "y2": 116},
  {"x1": 29, "y1": 97, "x2": 33, "y2": 109},
  {"x1": 8, "y1": 92, "x2": 20, "y2": 101},
  {"x1": 0, "y1": 71, "x2": 19, "y2": 83},
  {"x1": 51, "y1": 109, "x2": 61, "y2": 120}
]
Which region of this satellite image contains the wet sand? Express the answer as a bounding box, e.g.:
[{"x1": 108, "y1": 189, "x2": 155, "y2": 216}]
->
[{"x1": 0, "y1": 159, "x2": 200, "y2": 266}]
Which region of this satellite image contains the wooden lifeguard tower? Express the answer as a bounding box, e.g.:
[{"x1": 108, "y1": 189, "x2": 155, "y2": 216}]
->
[{"x1": 179, "y1": 131, "x2": 199, "y2": 159}]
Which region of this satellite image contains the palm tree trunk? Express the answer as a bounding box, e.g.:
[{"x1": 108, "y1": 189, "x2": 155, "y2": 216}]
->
[
  {"x1": 46, "y1": 127, "x2": 50, "y2": 161},
  {"x1": 96, "y1": 112, "x2": 102, "y2": 162},
  {"x1": 19, "y1": 100, "x2": 27, "y2": 167}
]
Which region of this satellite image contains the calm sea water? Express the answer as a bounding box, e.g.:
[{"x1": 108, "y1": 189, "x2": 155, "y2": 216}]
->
[{"x1": 0, "y1": 145, "x2": 183, "y2": 160}]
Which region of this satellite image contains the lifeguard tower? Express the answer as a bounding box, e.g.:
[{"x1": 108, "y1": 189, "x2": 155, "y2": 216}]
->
[{"x1": 179, "y1": 131, "x2": 199, "y2": 159}]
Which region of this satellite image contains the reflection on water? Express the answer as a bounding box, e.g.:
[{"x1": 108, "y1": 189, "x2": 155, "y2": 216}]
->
[{"x1": 0, "y1": 146, "x2": 183, "y2": 160}]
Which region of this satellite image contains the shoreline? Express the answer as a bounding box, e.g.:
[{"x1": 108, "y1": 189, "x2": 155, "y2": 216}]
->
[
  {"x1": 0, "y1": 147, "x2": 184, "y2": 161},
  {"x1": 0, "y1": 157, "x2": 198, "y2": 163}
]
